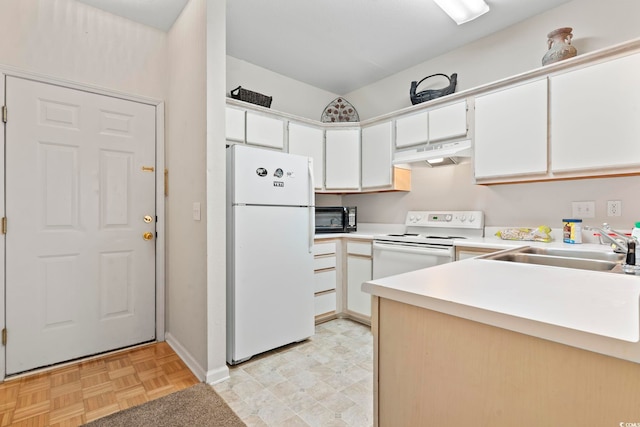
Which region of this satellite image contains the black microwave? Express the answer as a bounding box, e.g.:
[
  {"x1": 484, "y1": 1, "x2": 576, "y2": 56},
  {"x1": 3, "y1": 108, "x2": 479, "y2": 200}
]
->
[{"x1": 315, "y1": 206, "x2": 357, "y2": 233}]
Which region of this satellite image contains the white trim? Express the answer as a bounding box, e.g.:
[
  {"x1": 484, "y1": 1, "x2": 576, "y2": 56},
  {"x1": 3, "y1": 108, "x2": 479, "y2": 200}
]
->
[
  {"x1": 206, "y1": 365, "x2": 230, "y2": 385},
  {"x1": 0, "y1": 72, "x2": 6, "y2": 381},
  {"x1": 0, "y1": 68, "x2": 165, "y2": 381},
  {"x1": 0, "y1": 63, "x2": 161, "y2": 106},
  {"x1": 155, "y1": 102, "x2": 166, "y2": 342},
  {"x1": 165, "y1": 332, "x2": 206, "y2": 382}
]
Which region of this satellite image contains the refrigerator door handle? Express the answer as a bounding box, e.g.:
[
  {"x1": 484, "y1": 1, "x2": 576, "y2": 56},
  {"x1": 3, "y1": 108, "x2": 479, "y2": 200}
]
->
[{"x1": 308, "y1": 158, "x2": 315, "y2": 253}]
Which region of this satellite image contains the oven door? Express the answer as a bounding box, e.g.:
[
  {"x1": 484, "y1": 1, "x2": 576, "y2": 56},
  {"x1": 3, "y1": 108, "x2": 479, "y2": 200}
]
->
[{"x1": 372, "y1": 241, "x2": 454, "y2": 279}]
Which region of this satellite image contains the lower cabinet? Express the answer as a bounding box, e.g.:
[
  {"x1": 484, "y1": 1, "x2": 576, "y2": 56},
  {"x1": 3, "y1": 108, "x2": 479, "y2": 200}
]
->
[
  {"x1": 313, "y1": 240, "x2": 340, "y2": 323},
  {"x1": 313, "y1": 237, "x2": 373, "y2": 326},
  {"x1": 345, "y1": 240, "x2": 373, "y2": 324}
]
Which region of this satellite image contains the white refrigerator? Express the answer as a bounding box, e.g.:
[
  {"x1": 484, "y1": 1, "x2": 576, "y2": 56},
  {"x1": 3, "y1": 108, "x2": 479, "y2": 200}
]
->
[{"x1": 226, "y1": 144, "x2": 315, "y2": 364}]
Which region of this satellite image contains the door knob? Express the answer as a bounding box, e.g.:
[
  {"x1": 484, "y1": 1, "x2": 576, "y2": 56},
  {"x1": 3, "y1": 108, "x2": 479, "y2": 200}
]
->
[
  {"x1": 143, "y1": 232, "x2": 154, "y2": 241},
  {"x1": 144, "y1": 215, "x2": 153, "y2": 223}
]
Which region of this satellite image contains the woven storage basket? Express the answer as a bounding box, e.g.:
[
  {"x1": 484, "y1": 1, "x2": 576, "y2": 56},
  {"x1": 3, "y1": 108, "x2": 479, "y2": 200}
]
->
[{"x1": 230, "y1": 86, "x2": 272, "y2": 108}]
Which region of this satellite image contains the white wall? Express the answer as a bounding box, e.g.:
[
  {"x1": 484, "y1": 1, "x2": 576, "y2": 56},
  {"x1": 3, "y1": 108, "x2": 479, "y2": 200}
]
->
[
  {"x1": 227, "y1": 56, "x2": 339, "y2": 120},
  {"x1": 205, "y1": 0, "x2": 229, "y2": 383},
  {"x1": 342, "y1": 164, "x2": 640, "y2": 231},
  {"x1": 166, "y1": 0, "x2": 209, "y2": 378},
  {"x1": 345, "y1": 0, "x2": 640, "y2": 120},
  {"x1": 0, "y1": 0, "x2": 167, "y2": 100}
]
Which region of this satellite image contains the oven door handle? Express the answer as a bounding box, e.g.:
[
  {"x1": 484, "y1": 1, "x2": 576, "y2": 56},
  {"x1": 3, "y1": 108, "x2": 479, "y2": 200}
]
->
[{"x1": 373, "y1": 241, "x2": 453, "y2": 257}]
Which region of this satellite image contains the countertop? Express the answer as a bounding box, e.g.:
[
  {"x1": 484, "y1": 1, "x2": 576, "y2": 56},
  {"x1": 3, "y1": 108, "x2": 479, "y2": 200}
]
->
[{"x1": 362, "y1": 241, "x2": 640, "y2": 364}]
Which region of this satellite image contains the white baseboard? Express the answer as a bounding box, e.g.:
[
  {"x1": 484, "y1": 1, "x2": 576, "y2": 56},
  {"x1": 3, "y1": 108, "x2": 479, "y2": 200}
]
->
[
  {"x1": 165, "y1": 332, "x2": 230, "y2": 384},
  {"x1": 206, "y1": 365, "x2": 230, "y2": 384},
  {"x1": 165, "y1": 332, "x2": 206, "y2": 381}
]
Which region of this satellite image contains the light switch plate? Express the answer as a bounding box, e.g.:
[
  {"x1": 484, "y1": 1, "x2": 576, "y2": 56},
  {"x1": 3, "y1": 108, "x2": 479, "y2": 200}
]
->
[
  {"x1": 193, "y1": 202, "x2": 201, "y2": 221},
  {"x1": 571, "y1": 201, "x2": 595, "y2": 218}
]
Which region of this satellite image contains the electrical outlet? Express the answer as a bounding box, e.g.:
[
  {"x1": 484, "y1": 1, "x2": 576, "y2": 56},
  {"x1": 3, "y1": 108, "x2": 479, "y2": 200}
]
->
[
  {"x1": 571, "y1": 201, "x2": 595, "y2": 218},
  {"x1": 607, "y1": 200, "x2": 622, "y2": 217}
]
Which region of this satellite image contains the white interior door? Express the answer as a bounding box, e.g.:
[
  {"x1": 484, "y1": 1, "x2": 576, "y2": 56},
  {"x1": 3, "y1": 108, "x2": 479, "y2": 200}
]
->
[{"x1": 5, "y1": 76, "x2": 157, "y2": 375}]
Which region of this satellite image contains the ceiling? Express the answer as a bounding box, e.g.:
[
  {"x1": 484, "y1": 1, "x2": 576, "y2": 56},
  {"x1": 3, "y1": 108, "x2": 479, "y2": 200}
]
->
[{"x1": 78, "y1": 0, "x2": 571, "y2": 94}]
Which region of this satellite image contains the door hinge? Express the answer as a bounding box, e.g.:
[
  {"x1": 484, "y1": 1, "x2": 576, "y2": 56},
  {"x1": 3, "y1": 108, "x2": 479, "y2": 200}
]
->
[
  {"x1": 2, "y1": 106, "x2": 6, "y2": 123},
  {"x1": 1, "y1": 217, "x2": 6, "y2": 234},
  {"x1": 2, "y1": 328, "x2": 6, "y2": 346}
]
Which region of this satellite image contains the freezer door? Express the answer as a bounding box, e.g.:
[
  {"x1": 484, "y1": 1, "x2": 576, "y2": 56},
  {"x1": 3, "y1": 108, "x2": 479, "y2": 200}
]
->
[
  {"x1": 228, "y1": 205, "x2": 315, "y2": 364},
  {"x1": 229, "y1": 144, "x2": 312, "y2": 206}
]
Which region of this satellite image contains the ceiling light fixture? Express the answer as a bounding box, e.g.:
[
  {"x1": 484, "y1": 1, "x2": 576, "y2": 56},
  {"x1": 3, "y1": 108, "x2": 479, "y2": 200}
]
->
[{"x1": 433, "y1": 0, "x2": 490, "y2": 25}]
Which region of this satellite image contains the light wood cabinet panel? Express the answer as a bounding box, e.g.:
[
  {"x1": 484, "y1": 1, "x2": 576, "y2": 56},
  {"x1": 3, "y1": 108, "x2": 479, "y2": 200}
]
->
[
  {"x1": 361, "y1": 121, "x2": 393, "y2": 189},
  {"x1": 246, "y1": 112, "x2": 284, "y2": 149},
  {"x1": 325, "y1": 129, "x2": 360, "y2": 190},
  {"x1": 375, "y1": 297, "x2": 640, "y2": 426},
  {"x1": 474, "y1": 79, "x2": 548, "y2": 179},
  {"x1": 288, "y1": 122, "x2": 324, "y2": 189},
  {"x1": 550, "y1": 52, "x2": 640, "y2": 172}
]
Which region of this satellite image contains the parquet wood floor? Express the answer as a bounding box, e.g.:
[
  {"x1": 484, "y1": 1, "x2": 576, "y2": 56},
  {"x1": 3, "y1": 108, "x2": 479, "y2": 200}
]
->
[{"x1": 0, "y1": 342, "x2": 199, "y2": 427}]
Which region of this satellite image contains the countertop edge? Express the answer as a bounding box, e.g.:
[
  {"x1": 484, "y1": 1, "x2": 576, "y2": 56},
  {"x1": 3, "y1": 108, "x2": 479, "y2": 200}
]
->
[{"x1": 363, "y1": 262, "x2": 640, "y2": 364}]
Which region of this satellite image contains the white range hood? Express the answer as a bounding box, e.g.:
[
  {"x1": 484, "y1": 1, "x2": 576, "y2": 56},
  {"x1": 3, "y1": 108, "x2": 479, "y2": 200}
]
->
[{"x1": 393, "y1": 139, "x2": 472, "y2": 166}]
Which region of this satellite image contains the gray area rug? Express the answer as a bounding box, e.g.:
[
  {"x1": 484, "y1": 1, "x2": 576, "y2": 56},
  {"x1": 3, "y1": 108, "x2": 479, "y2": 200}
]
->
[{"x1": 84, "y1": 383, "x2": 246, "y2": 427}]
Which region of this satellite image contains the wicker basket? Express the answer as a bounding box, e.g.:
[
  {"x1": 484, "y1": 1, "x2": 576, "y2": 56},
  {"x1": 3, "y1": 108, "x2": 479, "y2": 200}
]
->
[
  {"x1": 230, "y1": 86, "x2": 272, "y2": 108},
  {"x1": 409, "y1": 73, "x2": 457, "y2": 105}
]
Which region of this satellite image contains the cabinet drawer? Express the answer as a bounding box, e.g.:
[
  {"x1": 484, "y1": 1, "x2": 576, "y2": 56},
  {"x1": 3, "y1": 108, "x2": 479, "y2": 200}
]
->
[
  {"x1": 314, "y1": 291, "x2": 336, "y2": 316},
  {"x1": 347, "y1": 241, "x2": 372, "y2": 257},
  {"x1": 314, "y1": 269, "x2": 337, "y2": 293},
  {"x1": 314, "y1": 256, "x2": 336, "y2": 270},
  {"x1": 313, "y1": 242, "x2": 336, "y2": 256}
]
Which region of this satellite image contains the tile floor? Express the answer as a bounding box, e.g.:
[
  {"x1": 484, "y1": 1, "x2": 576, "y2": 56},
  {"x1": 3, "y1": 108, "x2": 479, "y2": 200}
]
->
[{"x1": 214, "y1": 318, "x2": 374, "y2": 427}]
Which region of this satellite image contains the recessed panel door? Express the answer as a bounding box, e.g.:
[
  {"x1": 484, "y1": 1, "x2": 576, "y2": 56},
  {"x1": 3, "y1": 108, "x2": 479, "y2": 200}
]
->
[{"x1": 5, "y1": 76, "x2": 156, "y2": 374}]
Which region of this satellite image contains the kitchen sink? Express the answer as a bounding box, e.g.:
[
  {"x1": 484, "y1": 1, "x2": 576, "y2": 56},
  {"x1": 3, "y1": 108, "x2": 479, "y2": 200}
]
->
[
  {"x1": 480, "y1": 246, "x2": 625, "y2": 272},
  {"x1": 513, "y1": 247, "x2": 625, "y2": 263}
]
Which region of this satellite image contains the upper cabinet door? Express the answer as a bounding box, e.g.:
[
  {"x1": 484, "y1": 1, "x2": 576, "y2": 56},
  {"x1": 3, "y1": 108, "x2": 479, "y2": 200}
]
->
[
  {"x1": 246, "y1": 112, "x2": 284, "y2": 149},
  {"x1": 428, "y1": 101, "x2": 467, "y2": 141},
  {"x1": 225, "y1": 106, "x2": 245, "y2": 142},
  {"x1": 395, "y1": 110, "x2": 429, "y2": 148},
  {"x1": 288, "y1": 122, "x2": 324, "y2": 190},
  {"x1": 550, "y1": 52, "x2": 640, "y2": 172},
  {"x1": 361, "y1": 121, "x2": 393, "y2": 189},
  {"x1": 325, "y1": 129, "x2": 360, "y2": 190},
  {"x1": 474, "y1": 79, "x2": 548, "y2": 179}
]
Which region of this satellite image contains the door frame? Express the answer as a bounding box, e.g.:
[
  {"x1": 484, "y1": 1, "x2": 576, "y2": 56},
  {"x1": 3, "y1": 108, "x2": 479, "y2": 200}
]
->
[{"x1": 0, "y1": 67, "x2": 166, "y2": 381}]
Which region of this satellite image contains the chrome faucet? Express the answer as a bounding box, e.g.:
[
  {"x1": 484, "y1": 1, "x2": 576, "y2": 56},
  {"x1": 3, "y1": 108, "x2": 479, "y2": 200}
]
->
[{"x1": 584, "y1": 223, "x2": 629, "y2": 254}]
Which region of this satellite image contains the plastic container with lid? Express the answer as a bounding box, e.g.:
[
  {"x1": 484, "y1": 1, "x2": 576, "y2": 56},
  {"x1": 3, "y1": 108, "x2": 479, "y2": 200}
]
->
[{"x1": 563, "y1": 218, "x2": 582, "y2": 244}]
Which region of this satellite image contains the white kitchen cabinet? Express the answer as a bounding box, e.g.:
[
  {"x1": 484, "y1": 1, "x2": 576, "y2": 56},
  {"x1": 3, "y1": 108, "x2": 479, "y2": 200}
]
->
[
  {"x1": 245, "y1": 111, "x2": 285, "y2": 150},
  {"x1": 346, "y1": 240, "x2": 372, "y2": 323},
  {"x1": 225, "y1": 106, "x2": 245, "y2": 142},
  {"x1": 474, "y1": 79, "x2": 548, "y2": 180},
  {"x1": 395, "y1": 110, "x2": 429, "y2": 148},
  {"x1": 288, "y1": 122, "x2": 324, "y2": 190},
  {"x1": 325, "y1": 129, "x2": 360, "y2": 190},
  {"x1": 361, "y1": 121, "x2": 393, "y2": 189},
  {"x1": 313, "y1": 240, "x2": 340, "y2": 322},
  {"x1": 428, "y1": 101, "x2": 467, "y2": 142},
  {"x1": 550, "y1": 52, "x2": 640, "y2": 173}
]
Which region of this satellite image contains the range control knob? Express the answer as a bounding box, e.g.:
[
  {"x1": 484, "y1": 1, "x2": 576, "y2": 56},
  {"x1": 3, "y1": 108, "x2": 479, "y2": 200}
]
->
[
  {"x1": 409, "y1": 215, "x2": 416, "y2": 222},
  {"x1": 445, "y1": 214, "x2": 453, "y2": 221},
  {"x1": 460, "y1": 215, "x2": 467, "y2": 222},
  {"x1": 416, "y1": 215, "x2": 423, "y2": 222},
  {"x1": 469, "y1": 215, "x2": 476, "y2": 222}
]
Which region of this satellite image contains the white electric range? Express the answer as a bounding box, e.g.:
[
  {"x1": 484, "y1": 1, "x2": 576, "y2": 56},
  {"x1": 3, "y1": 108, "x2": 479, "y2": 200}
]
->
[{"x1": 373, "y1": 210, "x2": 484, "y2": 279}]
